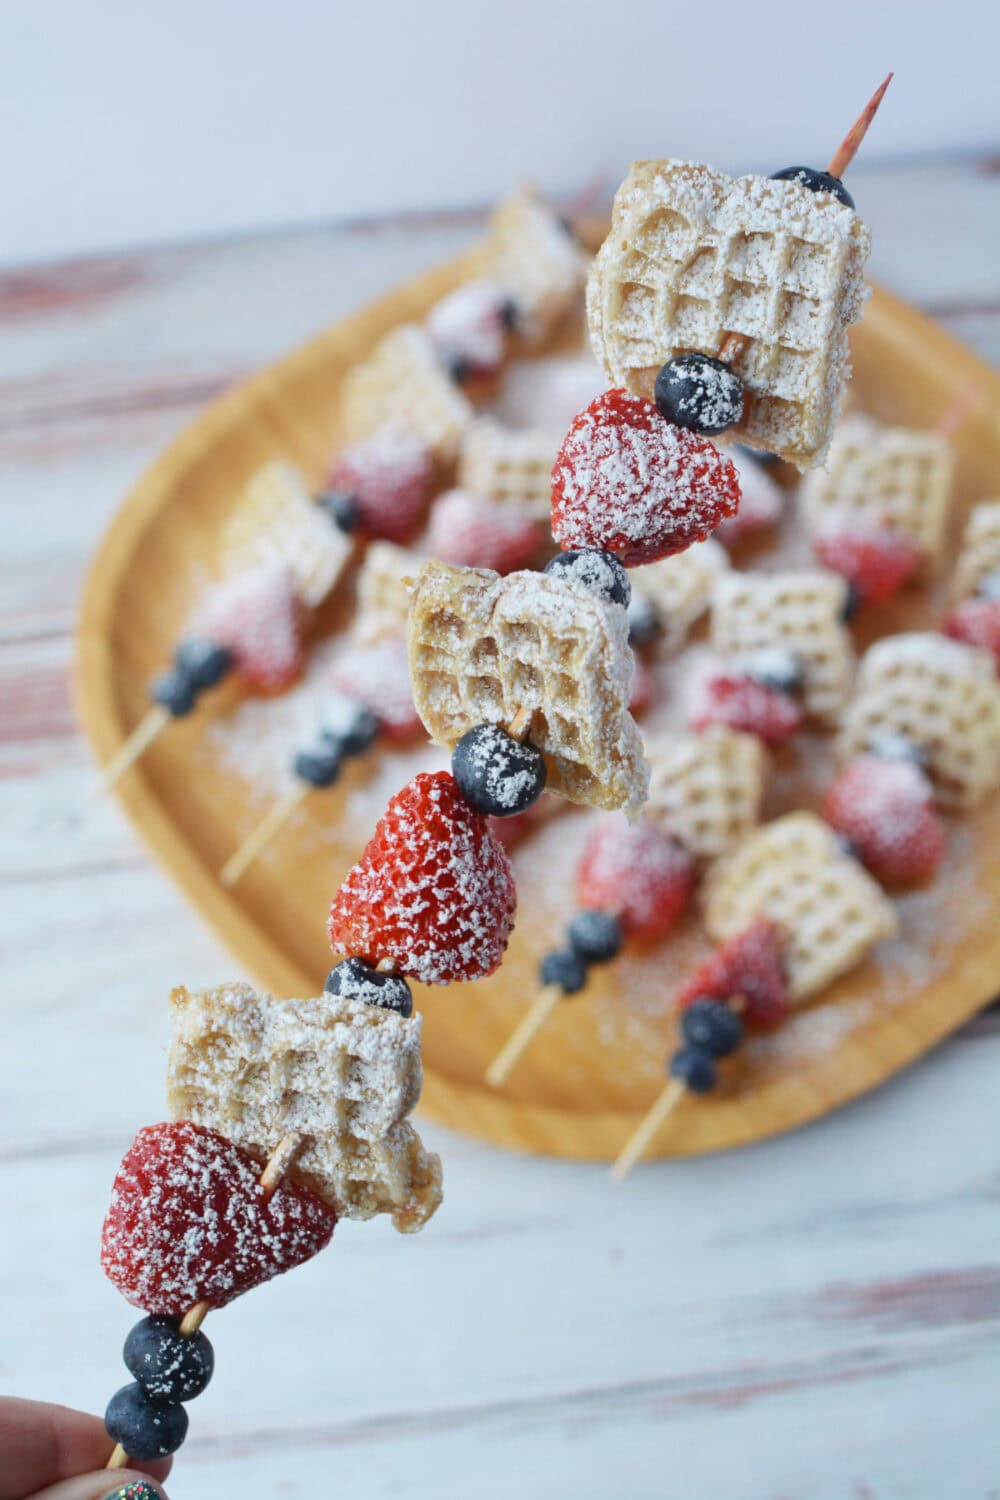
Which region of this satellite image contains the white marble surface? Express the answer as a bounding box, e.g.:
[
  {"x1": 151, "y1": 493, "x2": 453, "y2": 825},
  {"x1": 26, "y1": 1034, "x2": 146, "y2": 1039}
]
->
[{"x1": 1, "y1": 158, "x2": 999, "y2": 1499}]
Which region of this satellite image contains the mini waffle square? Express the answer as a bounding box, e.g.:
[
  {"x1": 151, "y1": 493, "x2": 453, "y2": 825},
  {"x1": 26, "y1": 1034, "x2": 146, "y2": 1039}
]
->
[
  {"x1": 630, "y1": 537, "x2": 729, "y2": 654},
  {"x1": 167, "y1": 983, "x2": 442, "y2": 1233},
  {"x1": 952, "y1": 499, "x2": 1000, "y2": 600},
  {"x1": 220, "y1": 461, "x2": 352, "y2": 608},
  {"x1": 799, "y1": 415, "x2": 954, "y2": 569},
  {"x1": 703, "y1": 813, "x2": 897, "y2": 1000},
  {"x1": 339, "y1": 324, "x2": 474, "y2": 464},
  {"x1": 484, "y1": 188, "x2": 589, "y2": 343},
  {"x1": 407, "y1": 559, "x2": 649, "y2": 815},
  {"x1": 838, "y1": 633, "x2": 1000, "y2": 809},
  {"x1": 710, "y1": 570, "x2": 854, "y2": 721},
  {"x1": 587, "y1": 160, "x2": 871, "y2": 468},
  {"x1": 644, "y1": 728, "x2": 765, "y2": 859},
  {"x1": 354, "y1": 541, "x2": 415, "y2": 645},
  {"x1": 458, "y1": 417, "x2": 561, "y2": 522}
]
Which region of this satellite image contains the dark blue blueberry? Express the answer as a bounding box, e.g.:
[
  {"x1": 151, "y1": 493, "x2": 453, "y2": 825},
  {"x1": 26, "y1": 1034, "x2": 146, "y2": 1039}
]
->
[
  {"x1": 654, "y1": 353, "x2": 745, "y2": 436},
  {"x1": 294, "y1": 746, "x2": 342, "y2": 789},
  {"x1": 865, "y1": 729, "x2": 928, "y2": 773},
  {"x1": 451, "y1": 723, "x2": 546, "y2": 817},
  {"x1": 557, "y1": 215, "x2": 579, "y2": 243},
  {"x1": 324, "y1": 703, "x2": 379, "y2": 758},
  {"x1": 840, "y1": 580, "x2": 862, "y2": 623},
  {"x1": 499, "y1": 297, "x2": 519, "y2": 333},
  {"x1": 771, "y1": 166, "x2": 855, "y2": 210},
  {"x1": 680, "y1": 998, "x2": 743, "y2": 1058},
  {"x1": 668, "y1": 1044, "x2": 718, "y2": 1094},
  {"x1": 105, "y1": 1381, "x2": 188, "y2": 1460},
  {"x1": 540, "y1": 948, "x2": 588, "y2": 995},
  {"x1": 627, "y1": 590, "x2": 661, "y2": 648},
  {"x1": 152, "y1": 669, "x2": 197, "y2": 718},
  {"x1": 123, "y1": 1315, "x2": 214, "y2": 1403},
  {"x1": 736, "y1": 442, "x2": 782, "y2": 469},
  {"x1": 444, "y1": 351, "x2": 472, "y2": 385},
  {"x1": 319, "y1": 490, "x2": 361, "y2": 534},
  {"x1": 174, "y1": 637, "x2": 232, "y2": 691},
  {"x1": 325, "y1": 956, "x2": 413, "y2": 1017},
  {"x1": 544, "y1": 549, "x2": 631, "y2": 609},
  {"x1": 567, "y1": 909, "x2": 623, "y2": 964},
  {"x1": 747, "y1": 648, "x2": 806, "y2": 697},
  {"x1": 835, "y1": 831, "x2": 861, "y2": 861},
  {"x1": 977, "y1": 570, "x2": 1000, "y2": 601}
]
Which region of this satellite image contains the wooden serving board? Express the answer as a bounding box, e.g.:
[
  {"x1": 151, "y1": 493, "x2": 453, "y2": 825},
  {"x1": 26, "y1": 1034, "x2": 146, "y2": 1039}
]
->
[{"x1": 75, "y1": 238, "x2": 1000, "y2": 1162}]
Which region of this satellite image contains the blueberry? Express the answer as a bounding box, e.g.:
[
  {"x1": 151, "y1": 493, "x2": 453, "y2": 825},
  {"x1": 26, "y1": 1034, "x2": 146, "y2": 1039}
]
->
[
  {"x1": 544, "y1": 549, "x2": 631, "y2": 608},
  {"x1": 977, "y1": 570, "x2": 1000, "y2": 601},
  {"x1": 771, "y1": 166, "x2": 855, "y2": 210},
  {"x1": 567, "y1": 909, "x2": 623, "y2": 964},
  {"x1": 451, "y1": 723, "x2": 546, "y2": 818},
  {"x1": 124, "y1": 1315, "x2": 214, "y2": 1403},
  {"x1": 865, "y1": 729, "x2": 928, "y2": 773},
  {"x1": 557, "y1": 215, "x2": 579, "y2": 243},
  {"x1": 746, "y1": 648, "x2": 805, "y2": 697},
  {"x1": 654, "y1": 353, "x2": 745, "y2": 436},
  {"x1": 324, "y1": 702, "x2": 379, "y2": 758},
  {"x1": 152, "y1": 669, "x2": 198, "y2": 718},
  {"x1": 444, "y1": 351, "x2": 472, "y2": 385},
  {"x1": 680, "y1": 998, "x2": 743, "y2": 1058},
  {"x1": 668, "y1": 1044, "x2": 717, "y2": 1094},
  {"x1": 294, "y1": 746, "x2": 342, "y2": 789},
  {"x1": 627, "y1": 590, "x2": 661, "y2": 648},
  {"x1": 499, "y1": 297, "x2": 519, "y2": 333},
  {"x1": 105, "y1": 1381, "x2": 189, "y2": 1460},
  {"x1": 175, "y1": 637, "x2": 232, "y2": 690},
  {"x1": 834, "y1": 831, "x2": 861, "y2": 861},
  {"x1": 319, "y1": 490, "x2": 361, "y2": 534},
  {"x1": 540, "y1": 948, "x2": 588, "y2": 994},
  {"x1": 840, "y1": 581, "x2": 862, "y2": 623},
  {"x1": 325, "y1": 956, "x2": 413, "y2": 1017},
  {"x1": 736, "y1": 442, "x2": 782, "y2": 469}
]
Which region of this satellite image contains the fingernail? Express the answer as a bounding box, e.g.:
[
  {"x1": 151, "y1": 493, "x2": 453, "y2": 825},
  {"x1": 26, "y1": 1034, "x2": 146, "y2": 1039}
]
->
[{"x1": 103, "y1": 1483, "x2": 162, "y2": 1500}]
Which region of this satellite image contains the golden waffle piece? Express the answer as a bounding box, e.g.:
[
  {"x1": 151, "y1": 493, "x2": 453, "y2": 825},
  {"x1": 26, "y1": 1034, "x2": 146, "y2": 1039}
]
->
[
  {"x1": 838, "y1": 632, "x2": 1000, "y2": 809},
  {"x1": 703, "y1": 813, "x2": 897, "y2": 1001},
  {"x1": 587, "y1": 160, "x2": 871, "y2": 468},
  {"x1": 354, "y1": 541, "x2": 415, "y2": 645},
  {"x1": 408, "y1": 560, "x2": 648, "y2": 814},
  {"x1": 339, "y1": 325, "x2": 474, "y2": 464},
  {"x1": 220, "y1": 461, "x2": 352, "y2": 608},
  {"x1": 799, "y1": 415, "x2": 955, "y2": 569},
  {"x1": 484, "y1": 188, "x2": 590, "y2": 343},
  {"x1": 167, "y1": 983, "x2": 442, "y2": 1233},
  {"x1": 644, "y1": 728, "x2": 765, "y2": 860},
  {"x1": 630, "y1": 538, "x2": 729, "y2": 654},
  {"x1": 710, "y1": 570, "x2": 853, "y2": 722},
  {"x1": 952, "y1": 499, "x2": 1000, "y2": 600},
  {"x1": 457, "y1": 417, "x2": 561, "y2": 522}
]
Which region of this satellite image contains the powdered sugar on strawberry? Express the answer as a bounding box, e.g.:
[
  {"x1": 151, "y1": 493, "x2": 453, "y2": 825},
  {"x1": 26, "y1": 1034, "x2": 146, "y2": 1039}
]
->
[
  {"x1": 575, "y1": 815, "x2": 694, "y2": 939},
  {"x1": 824, "y1": 753, "x2": 947, "y2": 886},
  {"x1": 944, "y1": 597, "x2": 1000, "y2": 671},
  {"x1": 330, "y1": 639, "x2": 421, "y2": 741},
  {"x1": 326, "y1": 432, "x2": 434, "y2": 545},
  {"x1": 675, "y1": 917, "x2": 790, "y2": 1029},
  {"x1": 205, "y1": 563, "x2": 305, "y2": 692},
  {"x1": 690, "y1": 673, "x2": 802, "y2": 744},
  {"x1": 425, "y1": 489, "x2": 540, "y2": 574},
  {"x1": 426, "y1": 280, "x2": 510, "y2": 374}
]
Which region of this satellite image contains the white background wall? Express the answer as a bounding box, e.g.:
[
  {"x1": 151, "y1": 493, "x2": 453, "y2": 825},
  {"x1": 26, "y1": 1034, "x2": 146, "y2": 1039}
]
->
[{"x1": 2, "y1": 0, "x2": 998, "y2": 267}]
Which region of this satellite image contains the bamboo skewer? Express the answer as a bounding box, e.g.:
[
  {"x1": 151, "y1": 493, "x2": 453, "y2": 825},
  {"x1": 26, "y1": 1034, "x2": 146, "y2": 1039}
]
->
[
  {"x1": 485, "y1": 984, "x2": 563, "y2": 1089},
  {"x1": 610, "y1": 1079, "x2": 686, "y2": 1182},
  {"x1": 220, "y1": 782, "x2": 311, "y2": 887},
  {"x1": 97, "y1": 706, "x2": 172, "y2": 794}
]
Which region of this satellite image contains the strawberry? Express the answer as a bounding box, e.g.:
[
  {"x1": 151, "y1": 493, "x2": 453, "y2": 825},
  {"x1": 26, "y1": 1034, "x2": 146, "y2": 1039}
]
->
[
  {"x1": 101, "y1": 1122, "x2": 336, "y2": 1317},
  {"x1": 676, "y1": 918, "x2": 790, "y2": 1029},
  {"x1": 691, "y1": 673, "x2": 802, "y2": 745},
  {"x1": 814, "y1": 520, "x2": 921, "y2": 605},
  {"x1": 824, "y1": 753, "x2": 946, "y2": 886},
  {"x1": 329, "y1": 640, "x2": 422, "y2": 741},
  {"x1": 425, "y1": 490, "x2": 541, "y2": 575},
  {"x1": 943, "y1": 597, "x2": 1000, "y2": 670},
  {"x1": 328, "y1": 771, "x2": 516, "y2": 984},
  {"x1": 206, "y1": 564, "x2": 305, "y2": 692},
  {"x1": 426, "y1": 279, "x2": 511, "y2": 376},
  {"x1": 551, "y1": 389, "x2": 741, "y2": 567},
  {"x1": 326, "y1": 433, "x2": 434, "y2": 545},
  {"x1": 575, "y1": 816, "x2": 694, "y2": 941}
]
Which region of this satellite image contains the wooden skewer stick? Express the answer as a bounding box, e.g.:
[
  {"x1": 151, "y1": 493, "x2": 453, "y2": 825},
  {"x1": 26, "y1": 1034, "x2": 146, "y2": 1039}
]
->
[
  {"x1": 105, "y1": 1132, "x2": 305, "y2": 1470},
  {"x1": 718, "y1": 74, "x2": 893, "y2": 368},
  {"x1": 220, "y1": 782, "x2": 311, "y2": 886},
  {"x1": 610, "y1": 1078, "x2": 686, "y2": 1182},
  {"x1": 97, "y1": 706, "x2": 172, "y2": 794},
  {"x1": 486, "y1": 983, "x2": 564, "y2": 1089}
]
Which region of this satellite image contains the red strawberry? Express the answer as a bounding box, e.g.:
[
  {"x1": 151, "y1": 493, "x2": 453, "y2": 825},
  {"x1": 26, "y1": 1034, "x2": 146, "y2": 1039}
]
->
[
  {"x1": 628, "y1": 656, "x2": 657, "y2": 718},
  {"x1": 101, "y1": 1122, "x2": 336, "y2": 1317},
  {"x1": 487, "y1": 795, "x2": 558, "y2": 853},
  {"x1": 824, "y1": 753, "x2": 946, "y2": 886},
  {"x1": 426, "y1": 279, "x2": 510, "y2": 376},
  {"x1": 425, "y1": 489, "x2": 541, "y2": 574},
  {"x1": 330, "y1": 640, "x2": 422, "y2": 741},
  {"x1": 328, "y1": 771, "x2": 516, "y2": 984},
  {"x1": 814, "y1": 521, "x2": 921, "y2": 605},
  {"x1": 691, "y1": 673, "x2": 802, "y2": 745},
  {"x1": 206, "y1": 564, "x2": 305, "y2": 692},
  {"x1": 551, "y1": 389, "x2": 741, "y2": 567},
  {"x1": 943, "y1": 597, "x2": 1000, "y2": 670},
  {"x1": 676, "y1": 918, "x2": 790, "y2": 1030},
  {"x1": 326, "y1": 433, "x2": 434, "y2": 545},
  {"x1": 575, "y1": 816, "x2": 694, "y2": 941}
]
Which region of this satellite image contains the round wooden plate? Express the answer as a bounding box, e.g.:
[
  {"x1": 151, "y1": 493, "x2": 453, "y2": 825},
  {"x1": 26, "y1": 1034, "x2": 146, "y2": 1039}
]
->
[{"x1": 75, "y1": 235, "x2": 1000, "y2": 1162}]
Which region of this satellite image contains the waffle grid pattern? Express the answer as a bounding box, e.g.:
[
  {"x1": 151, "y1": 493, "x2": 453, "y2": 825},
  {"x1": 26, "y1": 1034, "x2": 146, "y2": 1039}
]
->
[
  {"x1": 952, "y1": 499, "x2": 1000, "y2": 600},
  {"x1": 458, "y1": 417, "x2": 560, "y2": 521},
  {"x1": 339, "y1": 324, "x2": 474, "y2": 464},
  {"x1": 645, "y1": 728, "x2": 765, "y2": 859},
  {"x1": 631, "y1": 538, "x2": 729, "y2": 653},
  {"x1": 485, "y1": 189, "x2": 588, "y2": 343},
  {"x1": 221, "y1": 461, "x2": 352, "y2": 608}
]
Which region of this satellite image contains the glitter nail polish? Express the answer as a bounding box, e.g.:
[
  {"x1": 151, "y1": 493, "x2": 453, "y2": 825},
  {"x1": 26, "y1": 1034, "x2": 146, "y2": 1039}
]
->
[{"x1": 103, "y1": 1482, "x2": 160, "y2": 1500}]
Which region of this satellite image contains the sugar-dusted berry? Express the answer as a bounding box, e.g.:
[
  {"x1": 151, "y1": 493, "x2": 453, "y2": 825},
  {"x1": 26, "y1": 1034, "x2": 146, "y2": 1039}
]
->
[
  {"x1": 575, "y1": 816, "x2": 694, "y2": 941},
  {"x1": 325, "y1": 433, "x2": 434, "y2": 545},
  {"x1": 824, "y1": 753, "x2": 946, "y2": 886},
  {"x1": 943, "y1": 597, "x2": 1000, "y2": 669},
  {"x1": 814, "y1": 521, "x2": 922, "y2": 605},
  {"x1": 329, "y1": 640, "x2": 421, "y2": 742},
  {"x1": 204, "y1": 564, "x2": 305, "y2": 692},
  {"x1": 691, "y1": 673, "x2": 803, "y2": 745},
  {"x1": 675, "y1": 918, "x2": 790, "y2": 1030},
  {"x1": 426, "y1": 489, "x2": 540, "y2": 575}
]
